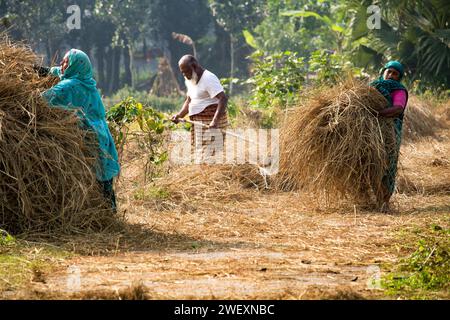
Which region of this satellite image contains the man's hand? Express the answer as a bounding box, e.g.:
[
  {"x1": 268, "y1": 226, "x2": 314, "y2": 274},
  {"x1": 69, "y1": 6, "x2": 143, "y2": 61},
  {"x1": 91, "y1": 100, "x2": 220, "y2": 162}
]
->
[
  {"x1": 208, "y1": 119, "x2": 218, "y2": 129},
  {"x1": 171, "y1": 113, "x2": 182, "y2": 124}
]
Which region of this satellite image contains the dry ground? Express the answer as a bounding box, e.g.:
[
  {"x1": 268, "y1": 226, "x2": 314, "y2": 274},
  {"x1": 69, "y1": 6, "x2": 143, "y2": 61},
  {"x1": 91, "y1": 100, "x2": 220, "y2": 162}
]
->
[{"x1": 2, "y1": 118, "x2": 449, "y2": 300}]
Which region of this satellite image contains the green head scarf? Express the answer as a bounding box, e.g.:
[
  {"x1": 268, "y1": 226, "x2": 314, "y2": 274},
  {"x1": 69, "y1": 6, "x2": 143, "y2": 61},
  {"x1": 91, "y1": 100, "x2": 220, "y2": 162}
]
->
[
  {"x1": 382, "y1": 60, "x2": 404, "y2": 80},
  {"x1": 370, "y1": 60, "x2": 407, "y2": 106}
]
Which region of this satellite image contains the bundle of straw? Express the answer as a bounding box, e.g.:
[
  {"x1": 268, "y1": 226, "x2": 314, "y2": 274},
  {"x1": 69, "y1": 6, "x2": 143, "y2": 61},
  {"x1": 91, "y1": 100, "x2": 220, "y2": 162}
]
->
[
  {"x1": 0, "y1": 37, "x2": 115, "y2": 235},
  {"x1": 276, "y1": 79, "x2": 396, "y2": 203},
  {"x1": 402, "y1": 96, "x2": 445, "y2": 141}
]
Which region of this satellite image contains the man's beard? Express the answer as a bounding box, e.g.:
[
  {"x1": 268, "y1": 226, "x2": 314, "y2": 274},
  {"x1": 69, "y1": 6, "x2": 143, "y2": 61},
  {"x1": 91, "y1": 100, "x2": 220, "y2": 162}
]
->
[{"x1": 185, "y1": 70, "x2": 199, "y2": 87}]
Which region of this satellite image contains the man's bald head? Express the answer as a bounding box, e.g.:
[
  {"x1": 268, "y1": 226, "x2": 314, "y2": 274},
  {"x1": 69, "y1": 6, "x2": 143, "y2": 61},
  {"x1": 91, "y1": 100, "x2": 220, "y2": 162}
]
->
[
  {"x1": 178, "y1": 55, "x2": 203, "y2": 82},
  {"x1": 178, "y1": 55, "x2": 197, "y2": 68}
]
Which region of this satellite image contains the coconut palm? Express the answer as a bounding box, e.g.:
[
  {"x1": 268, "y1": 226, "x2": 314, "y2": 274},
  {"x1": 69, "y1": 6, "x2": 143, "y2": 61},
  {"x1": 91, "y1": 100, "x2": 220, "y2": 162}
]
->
[{"x1": 349, "y1": 0, "x2": 450, "y2": 90}]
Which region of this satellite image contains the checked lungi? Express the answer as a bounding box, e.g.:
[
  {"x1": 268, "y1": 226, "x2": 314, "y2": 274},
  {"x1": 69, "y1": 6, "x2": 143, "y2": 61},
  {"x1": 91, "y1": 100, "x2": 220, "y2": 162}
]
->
[{"x1": 189, "y1": 104, "x2": 228, "y2": 163}]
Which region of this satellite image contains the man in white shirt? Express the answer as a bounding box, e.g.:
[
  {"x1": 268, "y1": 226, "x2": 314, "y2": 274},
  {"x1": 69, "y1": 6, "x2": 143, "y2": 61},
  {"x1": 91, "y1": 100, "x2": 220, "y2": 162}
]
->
[{"x1": 171, "y1": 55, "x2": 228, "y2": 160}]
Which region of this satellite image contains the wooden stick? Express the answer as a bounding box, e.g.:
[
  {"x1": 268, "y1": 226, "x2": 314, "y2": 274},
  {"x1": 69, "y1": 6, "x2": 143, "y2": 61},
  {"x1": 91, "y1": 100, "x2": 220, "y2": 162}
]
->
[{"x1": 180, "y1": 119, "x2": 256, "y2": 144}]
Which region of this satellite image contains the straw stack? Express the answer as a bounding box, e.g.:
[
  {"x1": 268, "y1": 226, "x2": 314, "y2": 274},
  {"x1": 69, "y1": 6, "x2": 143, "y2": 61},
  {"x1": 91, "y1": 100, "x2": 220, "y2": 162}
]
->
[
  {"x1": 0, "y1": 37, "x2": 115, "y2": 235},
  {"x1": 403, "y1": 96, "x2": 445, "y2": 141},
  {"x1": 276, "y1": 79, "x2": 397, "y2": 203}
]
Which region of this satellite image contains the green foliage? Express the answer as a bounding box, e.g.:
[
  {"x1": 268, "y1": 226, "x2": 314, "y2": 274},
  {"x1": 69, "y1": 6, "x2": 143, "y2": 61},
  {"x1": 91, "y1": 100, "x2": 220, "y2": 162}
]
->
[
  {"x1": 107, "y1": 97, "x2": 173, "y2": 182},
  {"x1": 281, "y1": 4, "x2": 352, "y2": 53},
  {"x1": 134, "y1": 186, "x2": 171, "y2": 201},
  {"x1": 2, "y1": 0, "x2": 66, "y2": 51},
  {"x1": 408, "y1": 81, "x2": 450, "y2": 100},
  {"x1": 0, "y1": 229, "x2": 15, "y2": 246},
  {"x1": 251, "y1": 1, "x2": 344, "y2": 56},
  {"x1": 106, "y1": 86, "x2": 183, "y2": 112},
  {"x1": 226, "y1": 98, "x2": 239, "y2": 121},
  {"x1": 220, "y1": 77, "x2": 244, "y2": 97},
  {"x1": 242, "y1": 30, "x2": 257, "y2": 49},
  {"x1": 208, "y1": 0, "x2": 263, "y2": 34},
  {"x1": 3, "y1": 0, "x2": 448, "y2": 95},
  {"x1": 248, "y1": 50, "x2": 305, "y2": 109},
  {"x1": 259, "y1": 108, "x2": 280, "y2": 129},
  {"x1": 349, "y1": 0, "x2": 450, "y2": 90},
  {"x1": 309, "y1": 49, "x2": 364, "y2": 84},
  {"x1": 382, "y1": 225, "x2": 450, "y2": 299},
  {"x1": 94, "y1": 0, "x2": 150, "y2": 57}
]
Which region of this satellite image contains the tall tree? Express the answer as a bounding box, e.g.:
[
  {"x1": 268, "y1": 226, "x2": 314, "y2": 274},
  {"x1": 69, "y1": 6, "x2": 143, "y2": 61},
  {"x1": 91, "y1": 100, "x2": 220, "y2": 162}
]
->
[
  {"x1": 2, "y1": 0, "x2": 66, "y2": 63},
  {"x1": 147, "y1": 0, "x2": 214, "y2": 87},
  {"x1": 208, "y1": 0, "x2": 264, "y2": 94},
  {"x1": 95, "y1": 0, "x2": 150, "y2": 88}
]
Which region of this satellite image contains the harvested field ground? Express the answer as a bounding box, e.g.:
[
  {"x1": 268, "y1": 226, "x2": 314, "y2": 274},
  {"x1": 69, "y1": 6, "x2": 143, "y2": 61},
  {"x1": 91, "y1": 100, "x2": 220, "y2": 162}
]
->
[{"x1": 1, "y1": 124, "x2": 449, "y2": 300}]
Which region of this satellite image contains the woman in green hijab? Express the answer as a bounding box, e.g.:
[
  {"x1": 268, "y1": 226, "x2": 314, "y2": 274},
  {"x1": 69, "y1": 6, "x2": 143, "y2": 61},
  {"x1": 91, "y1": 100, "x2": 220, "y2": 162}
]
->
[
  {"x1": 42, "y1": 49, "x2": 120, "y2": 211},
  {"x1": 370, "y1": 60, "x2": 409, "y2": 211}
]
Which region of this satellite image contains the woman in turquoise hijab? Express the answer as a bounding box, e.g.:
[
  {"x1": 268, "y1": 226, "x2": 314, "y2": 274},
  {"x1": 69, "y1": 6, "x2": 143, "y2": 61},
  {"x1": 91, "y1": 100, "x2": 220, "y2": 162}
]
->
[
  {"x1": 42, "y1": 49, "x2": 120, "y2": 211},
  {"x1": 370, "y1": 60, "x2": 409, "y2": 211}
]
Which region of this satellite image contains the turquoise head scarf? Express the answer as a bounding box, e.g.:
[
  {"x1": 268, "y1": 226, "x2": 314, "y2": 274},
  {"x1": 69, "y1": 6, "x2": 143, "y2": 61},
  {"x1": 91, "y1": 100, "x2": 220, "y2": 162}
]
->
[
  {"x1": 62, "y1": 49, "x2": 94, "y2": 81},
  {"x1": 370, "y1": 60, "x2": 408, "y2": 195},
  {"x1": 50, "y1": 49, "x2": 97, "y2": 88},
  {"x1": 43, "y1": 49, "x2": 120, "y2": 182},
  {"x1": 370, "y1": 60, "x2": 408, "y2": 106},
  {"x1": 383, "y1": 60, "x2": 404, "y2": 80}
]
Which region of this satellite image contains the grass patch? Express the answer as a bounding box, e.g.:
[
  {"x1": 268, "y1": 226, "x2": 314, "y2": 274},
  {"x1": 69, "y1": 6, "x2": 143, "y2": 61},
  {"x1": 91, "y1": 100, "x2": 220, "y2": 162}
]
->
[
  {"x1": 133, "y1": 186, "x2": 171, "y2": 201},
  {"x1": 0, "y1": 231, "x2": 72, "y2": 293},
  {"x1": 382, "y1": 224, "x2": 450, "y2": 299},
  {"x1": 104, "y1": 86, "x2": 183, "y2": 113}
]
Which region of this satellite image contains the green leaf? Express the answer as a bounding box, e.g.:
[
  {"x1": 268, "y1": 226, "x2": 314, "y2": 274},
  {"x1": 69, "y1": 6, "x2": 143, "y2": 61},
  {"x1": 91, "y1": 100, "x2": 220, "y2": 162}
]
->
[
  {"x1": 280, "y1": 10, "x2": 324, "y2": 21},
  {"x1": 243, "y1": 29, "x2": 258, "y2": 49},
  {"x1": 331, "y1": 24, "x2": 345, "y2": 34}
]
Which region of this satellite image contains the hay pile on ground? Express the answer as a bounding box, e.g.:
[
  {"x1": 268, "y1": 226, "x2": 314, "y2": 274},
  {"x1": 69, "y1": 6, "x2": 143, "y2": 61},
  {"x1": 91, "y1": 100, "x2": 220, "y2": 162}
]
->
[
  {"x1": 127, "y1": 164, "x2": 267, "y2": 213},
  {"x1": 0, "y1": 37, "x2": 115, "y2": 235},
  {"x1": 161, "y1": 164, "x2": 267, "y2": 197},
  {"x1": 403, "y1": 96, "x2": 446, "y2": 141},
  {"x1": 276, "y1": 79, "x2": 396, "y2": 203}
]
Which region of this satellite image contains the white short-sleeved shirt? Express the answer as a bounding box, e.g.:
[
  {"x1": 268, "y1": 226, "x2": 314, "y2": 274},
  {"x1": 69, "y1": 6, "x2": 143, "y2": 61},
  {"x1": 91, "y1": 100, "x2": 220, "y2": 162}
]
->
[{"x1": 186, "y1": 70, "x2": 224, "y2": 116}]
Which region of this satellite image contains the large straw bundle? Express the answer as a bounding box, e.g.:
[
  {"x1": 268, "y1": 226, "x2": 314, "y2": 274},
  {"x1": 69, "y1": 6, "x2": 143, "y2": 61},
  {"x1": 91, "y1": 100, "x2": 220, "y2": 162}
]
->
[
  {"x1": 402, "y1": 96, "x2": 446, "y2": 141},
  {"x1": 276, "y1": 79, "x2": 396, "y2": 203},
  {"x1": 0, "y1": 37, "x2": 115, "y2": 235}
]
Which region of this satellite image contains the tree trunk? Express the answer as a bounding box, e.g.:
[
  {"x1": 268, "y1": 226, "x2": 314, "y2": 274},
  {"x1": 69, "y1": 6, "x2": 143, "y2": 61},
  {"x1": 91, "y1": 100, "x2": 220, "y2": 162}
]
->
[
  {"x1": 80, "y1": 42, "x2": 91, "y2": 61},
  {"x1": 229, "y1": 34, "x2": 235, "y2": 96},
  {"x1": 110, "y1": 46, "x2": 121, "y2": 93},
  {"x1": 105, "y1": 45, "x2": 113, "y2": 95},
  {"x1": 130, "y1": 45, "x2": 134, "y2": 88},
  {"x1": 143, "y1": 37, "x2": 147, "y2": 59},
  {"x1": 123, "y1": 38, "x2": 132, "y2": 88},
  {"x1": 96, "y1": 45, "x2": 106, "y2": 91}
]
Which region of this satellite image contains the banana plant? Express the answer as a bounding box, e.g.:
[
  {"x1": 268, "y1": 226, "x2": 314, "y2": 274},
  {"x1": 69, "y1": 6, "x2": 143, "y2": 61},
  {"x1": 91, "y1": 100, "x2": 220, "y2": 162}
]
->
[{"x1": 347, "y1": 0, "x2": 450, "y2": 90}]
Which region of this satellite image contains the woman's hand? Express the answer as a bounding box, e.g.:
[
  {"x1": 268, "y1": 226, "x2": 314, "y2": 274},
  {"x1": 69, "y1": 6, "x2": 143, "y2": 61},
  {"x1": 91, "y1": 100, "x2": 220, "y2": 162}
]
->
[
  {"x1": 378, "y1": 105, "x2": 404, "y2": 118},
  {"x1": 33, "y1": 65, "x2": 50, "y2": 77}
]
